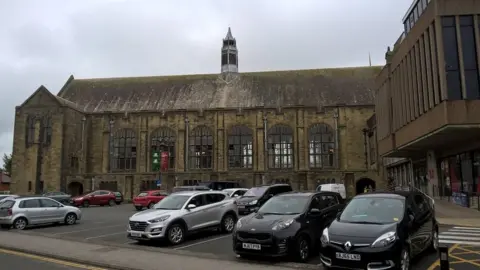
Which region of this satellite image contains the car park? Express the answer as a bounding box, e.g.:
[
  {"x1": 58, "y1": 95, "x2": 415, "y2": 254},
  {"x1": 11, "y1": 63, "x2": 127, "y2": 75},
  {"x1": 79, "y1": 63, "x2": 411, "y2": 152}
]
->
[
  {"x1": 171, "y1": 186, "x2": 210, "y2": 193},
  {"x1": 316, "y1": 184, "x2": 346, "y2": 200},
  {"x1": 0, "y1": 196, "x2": 82, "y2": 230},
  {"x1": 70, "y1": 190, "x2": 117, "y2": 207},
  {"x1": 133, "y1": 190, "x2": 169, "y2": 210},
  {"x1": 319, "y1": 190, "x2": 438, "y2": 270},
  {"x1": 127, "y1": 190, "x2": 238, "y2": 245},
  {"x1": 233, "y1": 191, "x2": 344, "y2": 262},
  {"x1": 236, "y1": 184, "x2": 292, "y2": 215},
  {"x1": 197, "y1": 181, "x2": 241, "y2": 190},
  {"x1": 223, "y1": 188, "x2": 248, "y2": 198}
]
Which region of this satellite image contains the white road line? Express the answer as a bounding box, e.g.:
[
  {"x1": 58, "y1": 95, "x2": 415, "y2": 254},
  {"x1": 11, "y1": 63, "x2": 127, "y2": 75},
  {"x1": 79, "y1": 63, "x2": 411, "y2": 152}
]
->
[
  {"x1": 173, "y1": 235, "x2": 231, "y2": 250},
  {"x1": 442, "y1": 232, "x2": 480, "y2": 236},
  {"x1": 439, "y1": 240, "x2": 480, "y2": 246},
  {"x1": 453, "y1": 226, "x2": 480, "y2": 230},
  {"x1": 439, "y1": 235, "x2": 480, "y2": 241},
  {"x1": 52, "y1": 225, "x2": 126, "y2": 235},
  {"x1": 84, "y1": 232, "x2": 126, "y2": 240},
  {"x1": 449, "y1": 229, "x2": 480, "y2": 233}
]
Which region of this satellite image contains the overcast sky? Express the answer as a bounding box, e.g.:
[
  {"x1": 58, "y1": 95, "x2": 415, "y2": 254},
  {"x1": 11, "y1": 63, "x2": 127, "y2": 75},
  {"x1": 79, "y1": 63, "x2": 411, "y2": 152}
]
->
[{"x1": 0, "y1": 0, "x2": 413, "y2": 166}]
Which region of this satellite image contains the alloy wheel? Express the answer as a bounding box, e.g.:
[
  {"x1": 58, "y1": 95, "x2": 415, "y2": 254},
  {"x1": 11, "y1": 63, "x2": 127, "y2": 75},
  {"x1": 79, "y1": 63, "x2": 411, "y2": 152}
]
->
[
  {"x1": 224, "y1": 216, "x2": 235, "y2": 232},
  {"x1": 148, "y1": 203, "x2": 155, "y2": 209},
  {"x1": 299, "y1": 239, "x2": 309, "y2": 260},
  {"x1": 169, "y1": 226, "x2": 183, "y2": 244},
  {"x1": 66, "y1": 214, "x2": 76, "y2": 225},
  {"x1": 14, "y1": 218, "x2": 27, "y2": 230}
]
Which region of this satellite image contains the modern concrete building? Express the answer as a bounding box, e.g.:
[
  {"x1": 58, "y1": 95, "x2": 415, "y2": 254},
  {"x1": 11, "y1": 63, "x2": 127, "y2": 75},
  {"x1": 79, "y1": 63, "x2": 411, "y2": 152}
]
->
[{"x1": 375, "y1": 0, "x2": 480, "y2": 206}]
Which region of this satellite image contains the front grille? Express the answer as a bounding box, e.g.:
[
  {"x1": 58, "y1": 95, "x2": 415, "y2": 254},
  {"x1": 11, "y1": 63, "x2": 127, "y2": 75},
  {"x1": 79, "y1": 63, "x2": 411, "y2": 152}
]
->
[
  {"x1": 238, "y1": 232, "x2": 271, "y2": 241},
  {"x1": 129, "y1": 221, "x2": 148, "y2": 231}
]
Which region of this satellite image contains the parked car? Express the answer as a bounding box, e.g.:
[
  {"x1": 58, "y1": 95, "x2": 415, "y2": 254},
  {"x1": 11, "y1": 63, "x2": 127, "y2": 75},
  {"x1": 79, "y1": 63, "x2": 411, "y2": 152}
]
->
[
  {"x1": 113, "y1": 191, "x2": 123, "y2": 205},
  {"x1": 127, "y1": 190, "x2": 238, "y2": 245},
  {"x1": 43, "y1": 191, "x2": 72, "y2": 205},
  {"x1": 197, "y1": 181, "x2": 241, "y2": 190},
  {"x1": 233, "y1": 191, "x2": 344, "y2": 262},
  {"x1": 236, "y1": 184, "x2": 293, "y2": 215},
  {"x1": 319, "y1": 190, "x2": 438, "y2": 270},
  {"x1": 0, "y1": 195, "x2": 18, "y2": 203},
  {"x1": 316, "y1": 184, "x2": 347, "y2": 200},
  {"x1": 0, "y1": 196, "x2": 82, "y2": 230},
  {"x1": 223, "y1": 188, "x2": 248, "y2": 198},
  {"x1": 133, "y1": 190, "x2": 169, "y2": 210},
  {"x1": 171, "y1": 186, "x2": 210, "y2": 193},
  {"x1": 70, "y1": 190, "x2": 117, "y2": 207}
]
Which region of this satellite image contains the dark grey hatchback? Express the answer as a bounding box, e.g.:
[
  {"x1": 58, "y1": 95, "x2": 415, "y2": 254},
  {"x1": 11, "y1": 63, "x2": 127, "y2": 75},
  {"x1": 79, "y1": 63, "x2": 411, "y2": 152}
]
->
[{"x1": 319, "y1": 190, "x2": 438, "y2": 270}]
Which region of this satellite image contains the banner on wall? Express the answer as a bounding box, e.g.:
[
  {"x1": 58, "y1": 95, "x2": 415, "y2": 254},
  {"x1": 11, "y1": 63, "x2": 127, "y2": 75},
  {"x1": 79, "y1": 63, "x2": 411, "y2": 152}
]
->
[{"x1": 161, "y1": 152, "x2": 169, "y2": 172}]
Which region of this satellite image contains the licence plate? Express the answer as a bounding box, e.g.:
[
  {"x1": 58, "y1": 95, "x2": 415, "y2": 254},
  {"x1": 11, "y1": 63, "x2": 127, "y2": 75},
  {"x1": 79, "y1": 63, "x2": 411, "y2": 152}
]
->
[
  {"x1": 335, "y1": 252, "x2": 361, "y2": 261},
  {"x1": 242, "y1": 243, "x2": 261, "y2": 250},
  {"x1": 131, "y1": 232, "x2": 142, "y2": 237}
]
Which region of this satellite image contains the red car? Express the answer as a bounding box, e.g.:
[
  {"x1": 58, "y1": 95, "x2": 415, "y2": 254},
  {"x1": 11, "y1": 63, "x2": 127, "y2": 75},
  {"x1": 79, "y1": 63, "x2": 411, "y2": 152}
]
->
[
  {"x1": 133, "y1": 190, "x2": 169, "y2": 210},
  {"x1": 70, "y1": 190, "x2": 117, "y2": 207}
]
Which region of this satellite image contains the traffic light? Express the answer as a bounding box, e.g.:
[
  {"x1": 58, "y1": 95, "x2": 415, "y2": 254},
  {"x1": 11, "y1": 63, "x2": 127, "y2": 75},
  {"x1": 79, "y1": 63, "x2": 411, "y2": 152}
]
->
[{"x1": 152, "y1": 151, "x2": 160, "y2": 172}]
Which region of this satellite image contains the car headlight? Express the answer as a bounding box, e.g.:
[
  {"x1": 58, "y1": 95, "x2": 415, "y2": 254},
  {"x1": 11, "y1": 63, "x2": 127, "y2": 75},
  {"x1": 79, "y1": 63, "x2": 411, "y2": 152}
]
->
[
  {"x1": 248, "y1": 200, "x2": 258, "y2": 205},
  {"x1": 272, "y1": 219, "x2": 294, "y2": 230},
  {"x1": 148, "y1": 215, "x2": 170, "y2": 223},
  {"x1": 371, "y1": 231, "x2": 397, "y2": 248},
  {"x1": 320, "y1": 228, "x2": 329, "y2": 246},
  {"x1": 236, "y1": 219, "x2": 243, "y2": 229}
]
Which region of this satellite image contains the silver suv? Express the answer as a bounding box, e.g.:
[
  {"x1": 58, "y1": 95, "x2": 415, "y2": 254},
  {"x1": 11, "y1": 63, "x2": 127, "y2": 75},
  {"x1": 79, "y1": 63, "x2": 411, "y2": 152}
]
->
[
  {"x1": 0, "y1": 196, "x2": 82, "y2": 230},
  {"x1": 127, "y1": 190, "x2": 238, "y2": 245}
]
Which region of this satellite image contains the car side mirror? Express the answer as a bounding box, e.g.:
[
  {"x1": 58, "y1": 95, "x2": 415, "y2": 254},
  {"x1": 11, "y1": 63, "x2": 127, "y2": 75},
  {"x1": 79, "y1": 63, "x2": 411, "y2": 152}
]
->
[
  {"x1": 336, "y1": 212, "x2": 341, "y2": 219},
  {"x1": 408, "y1": 214, "x2": 415, "y2": 222},
  {"x1": 57, "y1": 204, "x2": 63, "y2": 208},
  {"x1": 186, "y1": 204, "x2": 196, "y2": 210}
]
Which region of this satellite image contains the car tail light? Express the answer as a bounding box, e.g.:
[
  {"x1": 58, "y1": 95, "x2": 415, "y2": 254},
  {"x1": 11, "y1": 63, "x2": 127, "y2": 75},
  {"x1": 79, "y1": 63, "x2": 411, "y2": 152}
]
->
[{"x1": 7, "y1": 209, "x2": 12, "y2": 216}]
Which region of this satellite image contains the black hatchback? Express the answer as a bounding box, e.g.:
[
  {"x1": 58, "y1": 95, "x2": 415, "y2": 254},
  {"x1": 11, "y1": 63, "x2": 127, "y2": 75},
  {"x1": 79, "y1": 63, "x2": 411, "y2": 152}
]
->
[
  {"x1": 233, "y1": 191, "x2": 344, "y2": 262},
  {"x1": 319, "y1": 191, "x2": 438, "y2": 270}
]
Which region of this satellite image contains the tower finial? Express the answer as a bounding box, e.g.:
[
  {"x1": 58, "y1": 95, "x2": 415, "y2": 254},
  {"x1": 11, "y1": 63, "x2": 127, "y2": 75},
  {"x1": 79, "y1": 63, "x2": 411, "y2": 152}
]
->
[
  {"x1": 369, "y1": 52, "x2": 372, "y2": 67},
  {"x1": 221, "y1": 27, "x2": 238, "y2": 74}
]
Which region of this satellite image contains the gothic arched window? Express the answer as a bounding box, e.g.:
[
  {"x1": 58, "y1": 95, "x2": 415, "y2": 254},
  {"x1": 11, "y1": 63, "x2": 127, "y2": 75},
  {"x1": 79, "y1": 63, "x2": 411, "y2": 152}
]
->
[
  {"x1": 228, "y1": 125, "x2": 253, "y2": 169},
  {"x1": 26, "y1": 115, "x2": 36, "y2": 147},
  {"x1": 151, "y1": 127, "x2": 176, "y2": 170},
  {"x1": 268, "y1": 125, "x2": 293, "y2": 169},
  {"x1": 189, "y1": 126, "x2": 213, "y2": 169},
  {"x1": 308, "y1": 123, "x2": 335, "y2": 168},
  {"x1": 112, "y1": 129, "x2": 137, "y2": 170},
  {"x1": 42, "y1": 117, "x2": 52, "y2": 146}
]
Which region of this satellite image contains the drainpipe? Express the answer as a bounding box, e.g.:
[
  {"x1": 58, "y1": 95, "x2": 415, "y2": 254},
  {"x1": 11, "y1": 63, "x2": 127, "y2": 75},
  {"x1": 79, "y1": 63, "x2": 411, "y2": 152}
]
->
[
  {"x1": 80, "y1": 116, "x2": 86, "y2": 152},
  {"x1": 263, "y1": 114, "x2": 268, "y2": 185},
  {"x1": 108, "y1": 118, "x2": 115, "y2": 172},
  {"x1": 333, "y1": 108, "x2": 340, "y2": 169},
  {"x1": 35, "y1": 118, "x2": 45, "y2": 194},
  {"x1": 362, "y1": 128, "x2": 368, "y2": 169},
  {"x1": 184, "y1": 116, "x2": 189, "y2": 171}
]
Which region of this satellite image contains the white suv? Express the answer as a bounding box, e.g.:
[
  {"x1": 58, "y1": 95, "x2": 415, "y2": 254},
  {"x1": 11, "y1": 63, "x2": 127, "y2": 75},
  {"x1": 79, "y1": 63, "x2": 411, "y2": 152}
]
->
[{"x1": 127, "y1": 190, "x2": 238, "y2": 245}]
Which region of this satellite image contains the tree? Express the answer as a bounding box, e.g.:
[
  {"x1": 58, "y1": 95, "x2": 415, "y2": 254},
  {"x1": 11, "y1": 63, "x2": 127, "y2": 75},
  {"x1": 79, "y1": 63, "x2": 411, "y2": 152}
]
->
[{"x1": 1, "y1": 153, "x2": 12, "y2": 176}]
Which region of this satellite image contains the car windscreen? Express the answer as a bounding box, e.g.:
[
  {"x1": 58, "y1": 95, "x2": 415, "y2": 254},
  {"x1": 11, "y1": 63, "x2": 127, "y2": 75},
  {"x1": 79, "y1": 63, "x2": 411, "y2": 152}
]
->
[
  {"x1": 339, "y1": 197, "x2": 405, "y2": 224},
  {"x1": 154, "y1": 195, "x2": 190, "y2": 210},
  {"x1": 258, "y1": 195, "x2": 310, "y2": 215},
  {"x1": 243, "y1": 187, "x2": 267, "y2": 197}
]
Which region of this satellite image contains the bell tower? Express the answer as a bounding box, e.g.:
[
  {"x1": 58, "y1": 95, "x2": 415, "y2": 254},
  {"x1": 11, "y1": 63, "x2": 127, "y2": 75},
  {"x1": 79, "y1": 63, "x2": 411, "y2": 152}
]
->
[{"x1": 221, "y1": 27, "x2": 238, "y2": 73}]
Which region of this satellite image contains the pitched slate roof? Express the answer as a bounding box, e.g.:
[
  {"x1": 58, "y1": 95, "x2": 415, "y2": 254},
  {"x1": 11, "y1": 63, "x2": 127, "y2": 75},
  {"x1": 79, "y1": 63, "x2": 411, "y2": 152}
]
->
[{"x1": 57, "y1": 66, "x2": 382, "y2": 113}]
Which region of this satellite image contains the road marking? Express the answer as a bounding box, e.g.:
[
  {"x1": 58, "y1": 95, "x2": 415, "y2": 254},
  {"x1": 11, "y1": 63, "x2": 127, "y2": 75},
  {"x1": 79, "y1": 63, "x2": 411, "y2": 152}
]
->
[
  {"x1": 427, "y1": 243, "x2": 458, "y2": 270},
  {"x1": 84, "y1": 232, "x2": 126, "y2": 240},
  {"x1": 173, "y1": 234, "x2": 231, "y2": 250},
  {"x1": 442, "y1": 232, "x2": 480, "y2": 236},
  {"x1": 52, "y1": 225, "x2": 125, "y2": 235},
  {"x1": 453, "y1": 226, "x2": 480, "y2": 230},
  {"x1": 440, "y1": 227, "x2": 480, "y2": 246},
  {"x1": 438, "y1": 240, "x2": 480, "y2": 246},
  {"x1": 439, "y1": 235, "x2": 480, "y2": 241},
  {"x1": 0, "y1": 248, "x2": 107, "y2": 270}
]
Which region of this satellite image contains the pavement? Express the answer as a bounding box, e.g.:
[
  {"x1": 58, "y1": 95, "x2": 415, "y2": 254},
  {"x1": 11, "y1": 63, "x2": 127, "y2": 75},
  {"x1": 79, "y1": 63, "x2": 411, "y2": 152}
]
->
[
  {"x1": 434, "y1": 198, "x2": 480, "y2": 227},
  {"x1": 0, "y1": 203, "x2": 460, "y2": 270},
  {"x1": 0, "y1": 248, "x2": 105, "y2": 270}
]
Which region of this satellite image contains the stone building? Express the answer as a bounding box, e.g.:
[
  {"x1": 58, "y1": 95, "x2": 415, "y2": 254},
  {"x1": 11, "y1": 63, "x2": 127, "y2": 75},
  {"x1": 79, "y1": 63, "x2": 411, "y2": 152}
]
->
[{"x1": 11, "y1": 28, "x2": 382, "y2": 199}]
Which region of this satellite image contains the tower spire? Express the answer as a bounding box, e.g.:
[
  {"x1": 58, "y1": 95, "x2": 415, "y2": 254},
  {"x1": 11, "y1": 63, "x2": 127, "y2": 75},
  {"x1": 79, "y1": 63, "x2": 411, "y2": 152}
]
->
[
  {"x1": 221, "y1": 27, "x2": 238, "y2": 74},
  {"x1": 369, "y1": 52, "x2": 372, "y2": 66}
]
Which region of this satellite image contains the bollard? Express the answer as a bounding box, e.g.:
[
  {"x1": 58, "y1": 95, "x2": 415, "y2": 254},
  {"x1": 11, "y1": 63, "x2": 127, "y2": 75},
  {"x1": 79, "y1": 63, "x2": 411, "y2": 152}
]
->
[{"x1": 439, "y1": 245, "x2": 450, "y2": 270}]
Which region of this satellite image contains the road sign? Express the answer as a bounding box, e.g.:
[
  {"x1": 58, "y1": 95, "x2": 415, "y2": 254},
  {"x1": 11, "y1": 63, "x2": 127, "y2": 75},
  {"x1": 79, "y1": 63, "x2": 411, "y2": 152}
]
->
[{"x1": 156, "y1": 178, "x2": 161, "y2": 187}]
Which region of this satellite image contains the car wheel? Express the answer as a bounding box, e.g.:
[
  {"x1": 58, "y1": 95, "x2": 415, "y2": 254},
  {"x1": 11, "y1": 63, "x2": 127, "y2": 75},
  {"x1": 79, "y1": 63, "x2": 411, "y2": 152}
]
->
[
  {"x1": 399, "y1": 248, "x2": 411, "y2": 270},
  {"x1": 148, "y1": 203, "x2": 155, "y2": 209},
  {"x1": 135, "y1": 206, "x2": 143, "y2": 211},
  {"x1": 82, "y1": 201, "x2": 90, "y2": 208},
  {"x1": 294, "y1": 235, "x2": 310, "y2": 262},
  {"x1": 13, "y1": 217, "x2": 28, "y2": 230},
  {"x1": 108, "y1": 199, "x2": 115, "y2": 206},
  {"x1": 430, "y1": 227, "x2": 439, "y2": 252},
  {"x1": 167, "y1": 223, "x2": 185, "y2": 245},
  {"x1": 221, "y1": 214, "x2": 236, "y2": 233},
  {"x1": 65, "y1": 213, "x2": 77, "y2": 225}
]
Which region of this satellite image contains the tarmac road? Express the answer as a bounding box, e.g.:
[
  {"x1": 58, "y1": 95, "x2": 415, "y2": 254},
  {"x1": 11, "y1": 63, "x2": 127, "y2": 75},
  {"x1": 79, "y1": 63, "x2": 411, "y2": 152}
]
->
[{"x1": 0, "y1": 248, "x2": 108, "y2": 270}]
